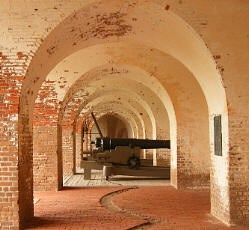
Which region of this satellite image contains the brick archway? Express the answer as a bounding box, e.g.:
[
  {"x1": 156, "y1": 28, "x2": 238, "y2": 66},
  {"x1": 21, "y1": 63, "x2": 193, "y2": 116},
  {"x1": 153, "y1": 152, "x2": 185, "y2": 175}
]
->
[{"x1": 4, "y1": 0, "x2": 240, "y2": 228}]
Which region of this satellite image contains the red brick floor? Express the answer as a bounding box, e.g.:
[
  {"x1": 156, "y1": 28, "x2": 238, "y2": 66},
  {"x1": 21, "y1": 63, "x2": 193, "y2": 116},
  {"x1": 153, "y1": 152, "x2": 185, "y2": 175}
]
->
[
  {"x1": 113, "y1": 187, "x2": 248, "y2": 230},
  {"x1": 26, "y1": 187, "x2": 144, "y2": 229},
  {"x1": 26, "y1": 186, "x2": 248, "y2": 230}
]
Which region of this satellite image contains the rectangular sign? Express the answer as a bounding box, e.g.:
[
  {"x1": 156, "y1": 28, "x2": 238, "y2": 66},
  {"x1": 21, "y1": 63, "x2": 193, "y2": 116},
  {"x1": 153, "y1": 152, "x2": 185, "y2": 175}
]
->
[{"x1": 214, "y1": 115, "x2": 222, "y2": 156}]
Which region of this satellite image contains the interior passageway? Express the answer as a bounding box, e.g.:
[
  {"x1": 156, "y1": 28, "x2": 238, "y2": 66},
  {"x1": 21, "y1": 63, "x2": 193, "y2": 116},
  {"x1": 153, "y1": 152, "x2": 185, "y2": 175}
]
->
[
  {"x1": 1, "y1": 1, "x2": 248, "y2": 229},
  {"x1": 27, "y1": 186, "x2": 248, "y2": 230}
]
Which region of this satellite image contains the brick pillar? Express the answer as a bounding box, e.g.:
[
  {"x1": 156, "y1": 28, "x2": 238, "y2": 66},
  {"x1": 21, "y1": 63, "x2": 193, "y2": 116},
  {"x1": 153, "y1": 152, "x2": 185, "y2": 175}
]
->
[
  {"x1": 157, "y1": 149, "x2": 170, "y2": 167},
  {"x1": 229, "y1": 118, "x2": 249, "y2": 226},
  {"x1": 228, "y1": 109, "x2": 249, "y2": 226},
  {"x1": 62, "y1": 129, "x2": 75, "y2": 176},
  {"x1": 176, "y1": 139, "x2": 210, "y2": 189},
  {"x1": 75, "y1": 132, "x2": 82, "y2": 171},
  {"x1": 210, "y1": 153, "x2": 230, "y2": 224},
  {"x1": 0, "y1": 53, "x2": 27, "y2": 229},
  {"x1": 57, "y1": 125, "x2": 63, "y2": 190},
  {"x1": 0, "y1": 118, "x2": 19, "y2": 229},
  {"x1": 156, "y1": 131, "x2": 170, "y2": 167},
  {"x1": 211, "y1": 114, "x2": 249, "y2": 226},
  {"x1": 18, "y1": 118, "x2": 33, "y2": 227},
  {"x1": 172, "y1": 114, "x2": 210, "y2": 189},
  {"x1": 33, "y1": 126, "x2": 60, "y2": 191}
]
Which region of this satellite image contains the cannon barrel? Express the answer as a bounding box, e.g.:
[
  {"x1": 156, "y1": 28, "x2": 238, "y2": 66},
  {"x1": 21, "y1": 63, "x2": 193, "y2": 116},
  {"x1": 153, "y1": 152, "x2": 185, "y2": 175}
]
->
[{"x1": 94, "y1": 137, "x2": 170, "y2": 151}]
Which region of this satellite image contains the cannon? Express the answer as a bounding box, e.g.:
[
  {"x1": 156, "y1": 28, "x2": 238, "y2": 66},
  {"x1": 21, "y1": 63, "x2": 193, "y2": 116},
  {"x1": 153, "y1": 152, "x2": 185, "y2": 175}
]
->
[
  {"x1": 92, "y1": 137, "x2": 170, "y2": 169},
  {"x1": 80, "y1": 112, "x2": 171, "y2": 180},
  {"x1": 94, "y1": 137, "x2": 170, "y2": 151}
]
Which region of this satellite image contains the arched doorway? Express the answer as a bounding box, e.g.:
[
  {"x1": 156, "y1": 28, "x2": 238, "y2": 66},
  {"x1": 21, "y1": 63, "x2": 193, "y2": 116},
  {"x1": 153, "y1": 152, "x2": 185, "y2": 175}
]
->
[{"x1": 19, "y1": 0, "x2": 227, "y2": 226}]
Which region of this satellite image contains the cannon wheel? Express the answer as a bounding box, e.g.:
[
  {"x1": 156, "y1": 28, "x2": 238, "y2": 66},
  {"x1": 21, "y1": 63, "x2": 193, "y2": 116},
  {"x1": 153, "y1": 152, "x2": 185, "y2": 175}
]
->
[{"x1": 127, "y1": 156, "x2": 140, "y2": 169}]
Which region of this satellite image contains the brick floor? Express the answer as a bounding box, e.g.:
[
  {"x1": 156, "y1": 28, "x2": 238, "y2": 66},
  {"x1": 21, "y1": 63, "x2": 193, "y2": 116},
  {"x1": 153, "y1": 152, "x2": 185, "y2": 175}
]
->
[
  {"x1": 26, "y1": 187, "x2": 144, "y2": 230},
  {"x1": 26, "y1": 186, "x2": 248, "y2": 230},
  {"x1": 113, "y1": 187, "x2": 248, "y2": 230}
]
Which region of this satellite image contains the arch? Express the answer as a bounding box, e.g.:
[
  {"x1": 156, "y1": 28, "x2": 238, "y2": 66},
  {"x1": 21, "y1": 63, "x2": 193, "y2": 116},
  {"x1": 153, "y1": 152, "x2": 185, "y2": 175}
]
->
[
  {"x1": 19, "y1": 0, "x2": 227, "y2": 224},
  {"x1": 56, "y1": 64, "x2": 171, "y2": 165},
  {"x1": 76, "y1": 110, "x2": 135, "y2": 139},
  {"x1": 76, "y1": 90, "x2": 154, "y2": 139},
  {"x1": 57, "y1": 64, "x2": 171, "y2": 138},
  {"x1": 91, "y1": 113, "x2": 132, "y2": 138},
  {"x1": 79, "y1": 102, "x2": 144, "y2": 139}
]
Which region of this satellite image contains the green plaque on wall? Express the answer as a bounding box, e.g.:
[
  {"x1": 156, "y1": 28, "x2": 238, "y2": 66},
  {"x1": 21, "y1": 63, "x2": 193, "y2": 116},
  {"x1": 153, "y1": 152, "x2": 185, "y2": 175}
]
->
[{"x1": 214, "y1": 115, "x2": 222, "y2": 156}]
